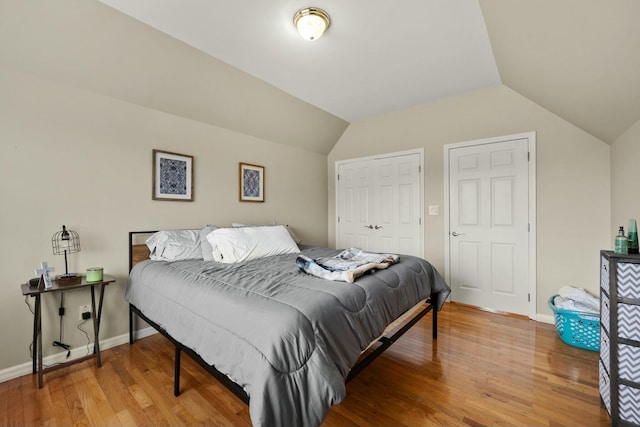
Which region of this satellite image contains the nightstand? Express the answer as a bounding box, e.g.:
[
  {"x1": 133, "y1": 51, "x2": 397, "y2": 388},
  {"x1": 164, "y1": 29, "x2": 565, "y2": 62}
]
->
[{"x1": 21, "y1": 275, "x2": 115, "y2": 388}]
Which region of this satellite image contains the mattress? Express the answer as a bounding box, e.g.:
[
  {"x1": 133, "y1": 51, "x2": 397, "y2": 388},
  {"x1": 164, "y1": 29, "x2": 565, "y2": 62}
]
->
[{"x1": 126, "y1": 246, "x2": 450, "y2": 427}]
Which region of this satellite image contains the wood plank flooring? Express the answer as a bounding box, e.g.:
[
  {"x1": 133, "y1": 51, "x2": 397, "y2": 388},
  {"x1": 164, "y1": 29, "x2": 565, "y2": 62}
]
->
[{"x1": 0, "y1": 302, "x2": 610, "y2": 426}]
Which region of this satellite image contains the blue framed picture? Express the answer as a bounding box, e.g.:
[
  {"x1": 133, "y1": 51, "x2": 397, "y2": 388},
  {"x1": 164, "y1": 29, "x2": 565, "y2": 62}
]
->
[
  {"x1": 153, "y1": 149, "x2": 194, "y2": 201},
  {"x1": 239, "y1": 162, "x2": 264, "y2": 202}
]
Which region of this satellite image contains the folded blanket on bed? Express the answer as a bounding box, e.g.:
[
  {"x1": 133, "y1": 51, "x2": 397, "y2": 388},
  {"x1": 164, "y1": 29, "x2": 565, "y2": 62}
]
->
[{"x1": 296, "y1": 248, "x2": 399, "y2": 283}]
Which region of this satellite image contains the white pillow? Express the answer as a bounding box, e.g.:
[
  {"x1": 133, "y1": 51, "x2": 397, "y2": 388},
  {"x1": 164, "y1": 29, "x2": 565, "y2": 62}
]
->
[
  {"x1": 146, "y1": 229, "x2": 203, "y2": 261},
  {"x1": 206, "y1": 225, "x2": 300, "y2": 263},
  {"x1": 232, "y1": 222, "x2": 302, "y2": 244},
  {"x1": 200, "y1": 225, "x2": 220, "y2": 261}
]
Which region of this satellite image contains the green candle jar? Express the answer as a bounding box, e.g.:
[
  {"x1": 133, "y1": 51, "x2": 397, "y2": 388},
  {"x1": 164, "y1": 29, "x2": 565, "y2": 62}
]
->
[{"x1": 86, "y1": 267, "x2": 103, "y2": 282}]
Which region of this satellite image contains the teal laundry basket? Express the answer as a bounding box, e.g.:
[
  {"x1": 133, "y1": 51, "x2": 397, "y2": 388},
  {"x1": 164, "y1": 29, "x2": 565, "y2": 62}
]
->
[{"x1": 548, "y1": 295, "x2": 600, "y2": 352}]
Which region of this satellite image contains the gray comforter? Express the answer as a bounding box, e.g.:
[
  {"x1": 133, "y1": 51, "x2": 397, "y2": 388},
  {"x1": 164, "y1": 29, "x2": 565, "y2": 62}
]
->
[{"x1": 126, "y1": 246, "x2": 450, "y2": 427}]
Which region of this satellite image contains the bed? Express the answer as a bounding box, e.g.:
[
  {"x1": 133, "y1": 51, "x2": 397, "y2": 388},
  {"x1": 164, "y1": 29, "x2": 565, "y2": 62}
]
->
[{"x1": 126, "y1": 227, "x2": 450, "y2": 427}]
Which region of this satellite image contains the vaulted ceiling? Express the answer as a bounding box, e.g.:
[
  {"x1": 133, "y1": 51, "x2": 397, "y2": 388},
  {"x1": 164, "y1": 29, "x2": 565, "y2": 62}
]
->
[{"x1": 98, "y1": 0, "x2": 640, "y2": 144}]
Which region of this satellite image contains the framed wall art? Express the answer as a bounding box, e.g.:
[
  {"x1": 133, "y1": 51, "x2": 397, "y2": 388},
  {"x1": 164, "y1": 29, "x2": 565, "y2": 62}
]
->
[
  {"x1": 152, "y1": 149, "x2": 194, "y2": 201},
  {"x1": 239, "y1": 162, "x2": 264, "y2": 202}
]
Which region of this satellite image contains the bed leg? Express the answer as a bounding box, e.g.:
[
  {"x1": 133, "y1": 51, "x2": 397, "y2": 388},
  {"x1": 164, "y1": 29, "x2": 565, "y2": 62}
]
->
[
  {"x1": 129, "y1": 305, "x2": 134, "y2": 344},
  {"x1": 431, "y1": 294, "x2": 438, "y2": 340},
  {"x1": 174, "y1": 345, "x2": 181, "y2": 397}
]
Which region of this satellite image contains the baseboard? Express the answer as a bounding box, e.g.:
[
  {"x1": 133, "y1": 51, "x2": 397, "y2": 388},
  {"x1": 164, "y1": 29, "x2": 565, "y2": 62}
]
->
[
  {"x1": 537, "y1": 313, "x2": 555, "y2": 325},
  {"x1": 130, "y1": 325, "x2": 159, "y2": 341},
  {"x1": 0, "y1": 326, "x2": 157, "y2": 384}
]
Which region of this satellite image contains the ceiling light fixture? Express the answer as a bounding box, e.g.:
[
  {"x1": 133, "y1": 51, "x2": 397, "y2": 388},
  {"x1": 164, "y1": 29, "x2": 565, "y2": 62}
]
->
[{"x1": 293, "y1": 7, "x2": 330, "y2": 41}]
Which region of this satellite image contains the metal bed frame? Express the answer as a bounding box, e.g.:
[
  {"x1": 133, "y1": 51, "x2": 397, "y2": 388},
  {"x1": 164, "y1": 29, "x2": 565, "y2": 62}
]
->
[{"x1": 127, "y1": 231, "x2": 438, "y2": 404}]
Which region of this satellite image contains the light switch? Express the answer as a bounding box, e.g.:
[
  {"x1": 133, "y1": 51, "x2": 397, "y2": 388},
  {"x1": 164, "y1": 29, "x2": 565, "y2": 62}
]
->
[{"x1": 428, "y1": 205, "x2": 439, "y2": 216}]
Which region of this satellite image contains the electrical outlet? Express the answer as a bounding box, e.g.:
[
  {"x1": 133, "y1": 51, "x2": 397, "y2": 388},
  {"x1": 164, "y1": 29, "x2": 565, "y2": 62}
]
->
[{"x1": 79, "y1": 304, "x2": 91, "y2": 321}]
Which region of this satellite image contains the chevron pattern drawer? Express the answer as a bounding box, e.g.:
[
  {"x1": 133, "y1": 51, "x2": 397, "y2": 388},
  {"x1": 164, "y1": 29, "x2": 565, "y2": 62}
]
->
[
  {"x1": 600, "y1": 327, "x2": 610, "y2": 370},
  {"x1": 601, "y1": 256, "x2": 610, "y2": 295},
  {"x1": 619, "y1": 342, "x2": 640, "y2": 382},
  {"x1": 620, "y1": 384, "x2": 640, "y2": 425},
  {"x1": 600, "y1": 360, "x2": 611, "y2": 415},
  {"x1": 618, "y1": 303, "x2": 640, "y2": 341},
  {"x1": 618, "y1": 262, "x2": 640, "y2": 299},
  {"x1": 601, "y1": 291, "x2": 610, "y2": 335}
]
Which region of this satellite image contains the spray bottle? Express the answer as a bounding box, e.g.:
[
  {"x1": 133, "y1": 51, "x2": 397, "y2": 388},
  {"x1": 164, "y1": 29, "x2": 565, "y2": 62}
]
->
[{"x1": 615, "y1": 226, "x2": 629, "y2": 254}]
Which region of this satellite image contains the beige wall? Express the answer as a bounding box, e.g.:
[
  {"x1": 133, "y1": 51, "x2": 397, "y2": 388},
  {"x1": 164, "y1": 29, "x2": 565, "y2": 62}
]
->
[
  {"x1": 0, "y1": 65, "x2": 329, "y2": 371},
  {"x1": 328, "y1": 85, "x2": 611, "y2": 317},
  {"x1": 611, "y1": 119, "x2": 640, "y2": 236},
  {"x1": 0, "y1": 0, "x2": 341, "y2": 375}
]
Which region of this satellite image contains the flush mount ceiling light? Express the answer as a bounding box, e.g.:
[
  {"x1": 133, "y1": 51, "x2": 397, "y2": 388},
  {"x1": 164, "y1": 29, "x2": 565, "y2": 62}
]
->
[{"x1": 293, "y1": 7, "x2": 331, "y2": 41}]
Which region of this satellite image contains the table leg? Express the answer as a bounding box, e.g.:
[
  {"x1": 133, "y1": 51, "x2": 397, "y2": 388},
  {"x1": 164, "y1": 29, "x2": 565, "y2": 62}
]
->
[
  {"x1": 36, "y1": 294, "x2": 43, "y2": 388},
  {"x1": 90, "y1": 286, "x2": 101, "y2": 367},
  {"x1": 32, "y1": 295, "x2": 38, "y2": 375},
  {"x1": 96, "y1": 284, "x2": 106, "y2": 339}
]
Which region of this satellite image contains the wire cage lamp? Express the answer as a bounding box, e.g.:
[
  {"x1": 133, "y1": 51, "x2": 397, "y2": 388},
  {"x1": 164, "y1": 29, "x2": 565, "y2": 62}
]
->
[{"x1": 52, "y1": 225, "x2": 81, "y2": 278}]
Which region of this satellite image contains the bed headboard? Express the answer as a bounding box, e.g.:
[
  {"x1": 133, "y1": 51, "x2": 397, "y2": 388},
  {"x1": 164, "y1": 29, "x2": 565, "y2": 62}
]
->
[{"x1": 128, "y1": 231, "x2": 156, "y2": 271}]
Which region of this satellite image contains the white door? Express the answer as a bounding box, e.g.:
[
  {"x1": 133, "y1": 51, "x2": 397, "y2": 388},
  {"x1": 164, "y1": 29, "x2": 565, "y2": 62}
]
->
[
  {"x1": 446, "y1": 135, "x2": 535, "y2": 317},
  {"x1": 337, "y1": 151, "x2": 423, "y2": 257}
]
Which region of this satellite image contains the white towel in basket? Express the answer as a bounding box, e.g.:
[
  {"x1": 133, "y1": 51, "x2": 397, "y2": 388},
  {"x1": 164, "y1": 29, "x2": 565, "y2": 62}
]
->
[{"x1": 554, "y1": 286, "x2": 599, "y2": 314}]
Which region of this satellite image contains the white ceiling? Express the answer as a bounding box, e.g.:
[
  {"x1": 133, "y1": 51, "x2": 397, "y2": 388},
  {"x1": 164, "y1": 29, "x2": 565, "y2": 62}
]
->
[
  {"x1": 97, "y1": 0, "x2": 501, "y2": 123},
  {"x1": 98, "y1": 0, "x2": 640, "y2": 143}
]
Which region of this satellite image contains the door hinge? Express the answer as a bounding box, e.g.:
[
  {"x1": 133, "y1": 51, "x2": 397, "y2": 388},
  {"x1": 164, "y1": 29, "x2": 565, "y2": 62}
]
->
[
  {"x1": 419, "y1": 165, "x2": 421, "y2": 173},
  {"x1": 527, "y1": 152, "x2": 530, "y2": 161},
  {"x1": 419, "y1": 217, "x2": 422, "y2": 225},
  {"x1": 528, "y1": 293, "x2": 530, "y2": 302},
  {"x1": 337, "y1": 216, "x2": 340, "y2": 223},
  {"x1": 528, "y1": 223, "x2": 530, "y2": 232},
  {"x1": 337, "y1": 174, "x2": 340, "y2": 180}
]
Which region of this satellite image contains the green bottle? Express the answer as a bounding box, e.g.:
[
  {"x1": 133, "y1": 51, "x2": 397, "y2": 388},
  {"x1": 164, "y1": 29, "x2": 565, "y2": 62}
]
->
[
  {"x1": 628, "y1": 219, "x2": 639, "y2": 254},
  {"x1": 615, "y1": 226, "x2": 629, "y2": 254}
]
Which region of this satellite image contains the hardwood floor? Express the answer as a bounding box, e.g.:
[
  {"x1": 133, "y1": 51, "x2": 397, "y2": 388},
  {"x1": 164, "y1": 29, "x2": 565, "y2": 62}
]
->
[{"x1": 0, "y1": 302, "x2": 610, "y2": 426}]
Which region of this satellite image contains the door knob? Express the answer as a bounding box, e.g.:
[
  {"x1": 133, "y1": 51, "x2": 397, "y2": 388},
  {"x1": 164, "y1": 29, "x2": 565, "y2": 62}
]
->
[
  {"x1": 364, "y1": 225, "x2": 373, "y2": 229},
  {"x1": 374, "y1": 225, "x2": 383, "y2": 230},
  {"x1": 451, "y1": 231, "x2": 465, "y2": 237}
]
